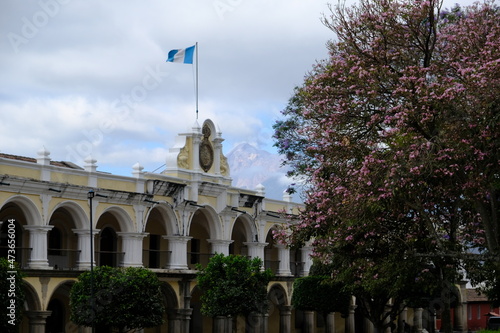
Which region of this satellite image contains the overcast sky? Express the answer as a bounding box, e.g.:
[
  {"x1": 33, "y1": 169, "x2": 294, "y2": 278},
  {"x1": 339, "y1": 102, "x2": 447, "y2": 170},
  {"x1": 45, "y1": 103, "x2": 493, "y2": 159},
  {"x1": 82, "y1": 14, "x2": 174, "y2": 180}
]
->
[
  {"x1": 0, "y1": 0, "x2": 333, "y2": 177},
  {"x1": 0, "y1": 0, "x2": 476, "y2": 192}
]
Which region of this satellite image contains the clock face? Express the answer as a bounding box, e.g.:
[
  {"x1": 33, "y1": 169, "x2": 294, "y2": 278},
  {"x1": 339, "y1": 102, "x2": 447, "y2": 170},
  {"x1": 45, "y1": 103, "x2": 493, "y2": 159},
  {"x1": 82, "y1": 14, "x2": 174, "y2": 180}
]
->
[{"x1": 199, "y1": 124, "x2": 214, "y2": 172}]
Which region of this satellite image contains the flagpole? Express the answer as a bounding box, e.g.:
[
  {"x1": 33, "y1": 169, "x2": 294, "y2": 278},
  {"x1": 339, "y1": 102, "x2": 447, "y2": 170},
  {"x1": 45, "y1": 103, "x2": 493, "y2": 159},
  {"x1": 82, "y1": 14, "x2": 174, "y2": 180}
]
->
[{"x1": 196, "y1": 42, "x2": 199, "y2": 120}]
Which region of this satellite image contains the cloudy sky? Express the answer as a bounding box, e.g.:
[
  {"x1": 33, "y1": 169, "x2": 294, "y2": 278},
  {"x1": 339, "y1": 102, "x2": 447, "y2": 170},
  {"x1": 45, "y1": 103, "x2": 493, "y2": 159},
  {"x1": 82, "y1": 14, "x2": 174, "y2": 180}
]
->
[
  {"x1": 0, "y1": 0, "x2": 475, "y2": 198},
  {"x1": 0, "y1": 0, "x2": 333, "y2": 175}
]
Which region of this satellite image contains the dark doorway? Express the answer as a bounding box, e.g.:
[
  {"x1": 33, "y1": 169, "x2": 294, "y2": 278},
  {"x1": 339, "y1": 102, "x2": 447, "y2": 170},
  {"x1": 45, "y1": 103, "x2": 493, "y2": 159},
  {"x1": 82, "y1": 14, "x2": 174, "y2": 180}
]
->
[
  {"x1": 46, "y1": 299, "x2": 65, "y2": 333},
  {"x1": 99, "y1": 227, "x2": 117, "y2": 266}
]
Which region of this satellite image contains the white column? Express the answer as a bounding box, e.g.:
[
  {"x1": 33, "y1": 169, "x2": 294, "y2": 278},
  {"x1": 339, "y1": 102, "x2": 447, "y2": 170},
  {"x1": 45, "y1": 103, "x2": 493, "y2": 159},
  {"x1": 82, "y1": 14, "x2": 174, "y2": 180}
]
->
[
  {"x1": 36, "y1": 147, "x2": 51, "y2": 181},
  {"x1": 346, "y1": 297, "x2": 356, "y2": 333},
  {"x1": 244, "y1": 242, "x2": 268, "y2": 261},
  {"x1": 366, "y1": 317, "x2": 375, "y2": 333},
  {"x1": 73, "y1": 229, "x2": 100, "y2": 270},
  {"x1": 300, "y1": 246, "x2": 313, "y2": 276},
  {"x1": 326, "y1": 312, "x2": 335, "y2": 333},
  {"x1": 213, "y1": 137, "x2": 223, "y2": 175},
  {"x1": 208, "y1": 239, "x2": 233, "y2": 256},
  {"x1": 164, "y1": 235, "x2": 192, "y2": 270},
  {"x1": 84, "y1": 155, "x2": 98, "y2": 187},
  {"x1": 26, "y1": 311, "x2": 52, "y2": 333},
  {"x1": 413, "y1": 308, "x2": 423, "y2": 333},
  {"x1": 25, "y1": 225, "x2": 53, "y2": 269},
  {"x1": 398, "y1": 307, "x2": 408, "y2": 333},
  {"x1": 275, "y1": 244, "x2": 292, "y2": 276},
  {"x1": 303, "y1": 311, "x2": 315, "y2": 333},
  {"x1": 118, "y1": 232, "x2": 148, "y2": 267},
  {"x1": 132, "y1": 162, "x2": 145, "y2": 193},
  {"x1": 455, "y1": 282, "x2": 467, "y2": 333}
]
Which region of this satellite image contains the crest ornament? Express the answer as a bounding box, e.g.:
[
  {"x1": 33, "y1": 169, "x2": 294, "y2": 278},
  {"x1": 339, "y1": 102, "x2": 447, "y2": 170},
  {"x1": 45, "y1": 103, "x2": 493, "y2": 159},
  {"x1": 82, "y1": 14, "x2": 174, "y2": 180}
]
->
[{"x1": 199, "y1": 124, "x2": 214, "y2": 172}]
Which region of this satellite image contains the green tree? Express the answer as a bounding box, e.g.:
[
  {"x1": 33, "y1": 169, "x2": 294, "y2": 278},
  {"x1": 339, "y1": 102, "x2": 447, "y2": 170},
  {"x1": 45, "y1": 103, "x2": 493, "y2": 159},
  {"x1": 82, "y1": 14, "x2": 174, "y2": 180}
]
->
[
  {"x1": 273, "y1": 0, "x2": 500, "y2": 332},
  {"x1": 0, "y1": 258, "x2": 25, "y2": 333},
  {"x1": 196, "y1": 254, "x2": 273, "y2": 319},
  {"x1": 70, "y1": 266, "x2": 164, "y2": 333},
  {"x1": 291, "y1": 275, "x2": 350, "y2": 330}
]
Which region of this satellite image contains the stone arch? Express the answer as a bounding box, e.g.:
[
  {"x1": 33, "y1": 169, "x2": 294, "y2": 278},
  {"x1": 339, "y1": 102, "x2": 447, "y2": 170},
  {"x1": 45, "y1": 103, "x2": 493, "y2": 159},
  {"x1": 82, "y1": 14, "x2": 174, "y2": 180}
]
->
[
  {"x1": 0, "y1": 197, "x2": 38, "y2": 267},
  {"x1": 264, "y1": 223, "x2": 282, "y2": 240},
  {"x1": 95, "y1": 206, "x2": 133, "y2": 267},
  {"x1": 50, "y1": 201, "x2": 88, "y2": 230},
  {"x1": 99, "y1": 206, "x2": 134, "y2": 233},
  {"x1": 268, "y1": 283, "x2": 292, "y2": 333},
  {"x1": 144, "y1": 282, "x2": 180, "y2": 333},
  {"x1": 230, "y1": 214, "x2": 257, "y2": 256},
  {"x1": 268, "y1": 283, "x2": 289, "y2": 306},
  {"x1": 187, "y1": 205, "x2": 222, "y2": 240},
  {"x1": 20, "y1": 281, "x2": 45, "y2": 333},
  {"x1": 186, "y1": 205, "x2": 223, "y2": 268},
  {"x1": 23, "y1": 280, "x2": 42, "y2": 311},
  {"x1": 201, "y1": 119, "x2": 217, "y2": 140},
  {"x1": 143, "y1": 203, "x2": 178, "y2": 235},
  {"x1": 264, "y1": 224, "x2": 280, "y2": 274},
  {"x1": 231, "y1": 213, "x2": 257, "y2": 242},
  {"x1": 48, "y1": 202, "x2": 86, "y2": 270},
  {"x1": 190, "y1": 285, "x2": 212, "y2": 332},
  {"x1": 161, "y1": 282, "x2": 179, "y2": 309},
  {"x1": 45, "y1": 280, "x2": 75, "y2": 333},
  {"x1": 1, "y1": 195, "x2": 41, "y2": 226},
  {"x1": 46, "y1": 279, "x2": 76, "y2": 302},
  {"x1": 143, "y1": 204, "x2": 177, "y2": 269}
]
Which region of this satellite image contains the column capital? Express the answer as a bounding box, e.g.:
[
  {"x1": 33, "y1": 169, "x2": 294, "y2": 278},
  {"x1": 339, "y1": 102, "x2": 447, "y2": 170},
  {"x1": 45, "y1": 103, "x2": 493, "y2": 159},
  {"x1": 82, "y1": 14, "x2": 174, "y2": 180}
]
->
[
  {"x1": 275, "y1": 245, "x2": 292, "y2": 276},
  {"x1": 72, "y1": 228, "x2": 100, "y2": 270},
  {"x1": 164, "y1": 235, "x2": 192, "y2": 270},
  {"x1": 116, "y1": 232, "x2": 148, "y2": 239},
  {"x1": 26, "y1": 225, "x2": 54, "y2": 269},
  {"x1": 72, "y1": 228, "x2": 100, "y2": 236},
  {"x1": 208, "y1": 239, "x2": 233, "y2": 256},
  {"x1": 24, "y1": 225, "x2": 54, "y2": 233},
  {"x1": 25, "y1": 310, "x2": 52, "y2": 320},
  {"x1": 26, "y1": 310, "x2": 52, "y2": 333},
  {"x1": 207, "y1": 239, "x2": 233, "y2": 246},
  {"x1": 279, "y1": 305, "x2": 292, "y2": 315},
  {"x1": 243, "y1": 242, "x2": 268, "y2": 248},
  {"x1": 119, "y1": 232, "x2": 147, "y2": 267},
  {"x1": 163, "y1": 235, "x2": 193, "y2": 242}
]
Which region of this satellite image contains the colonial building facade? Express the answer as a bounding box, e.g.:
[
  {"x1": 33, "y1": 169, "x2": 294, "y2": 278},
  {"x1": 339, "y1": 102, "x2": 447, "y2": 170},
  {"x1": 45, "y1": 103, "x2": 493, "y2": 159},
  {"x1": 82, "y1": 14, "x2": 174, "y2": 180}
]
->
[{"x1": 0, "y1": 119, "x2": 470, "y2": 332}]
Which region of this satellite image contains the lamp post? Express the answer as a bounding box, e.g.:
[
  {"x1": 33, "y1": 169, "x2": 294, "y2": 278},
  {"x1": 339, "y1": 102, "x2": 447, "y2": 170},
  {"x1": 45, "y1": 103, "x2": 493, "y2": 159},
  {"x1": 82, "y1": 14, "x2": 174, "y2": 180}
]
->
[{"x1": 87, "y1": 189, "x2": 95, "y2": 333}]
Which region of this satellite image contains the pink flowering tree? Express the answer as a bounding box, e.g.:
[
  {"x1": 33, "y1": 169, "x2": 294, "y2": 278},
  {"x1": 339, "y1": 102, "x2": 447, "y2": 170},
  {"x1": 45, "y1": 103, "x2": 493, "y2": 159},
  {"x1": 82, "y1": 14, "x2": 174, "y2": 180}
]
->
[{"x1": 273, "y1": 0, "x2": 499, "y2": 332}]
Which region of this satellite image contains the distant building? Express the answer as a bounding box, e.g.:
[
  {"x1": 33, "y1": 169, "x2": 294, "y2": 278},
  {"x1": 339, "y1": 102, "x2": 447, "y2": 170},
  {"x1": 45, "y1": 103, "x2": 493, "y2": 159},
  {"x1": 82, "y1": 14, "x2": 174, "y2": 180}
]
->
[
  {"x1": 0, "y1": 119, "x2": 490, "y2": 333},
  {"x1": 465, "y1": 289, "x2": 500, "y2": 331}
]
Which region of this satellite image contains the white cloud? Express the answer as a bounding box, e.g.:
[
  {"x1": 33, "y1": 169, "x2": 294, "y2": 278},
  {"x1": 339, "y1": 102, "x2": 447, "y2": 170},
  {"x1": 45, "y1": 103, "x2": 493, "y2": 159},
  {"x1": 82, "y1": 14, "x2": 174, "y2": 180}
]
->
[{"x1": 1, "y1": 0, "x2": 477, "y2": 199}]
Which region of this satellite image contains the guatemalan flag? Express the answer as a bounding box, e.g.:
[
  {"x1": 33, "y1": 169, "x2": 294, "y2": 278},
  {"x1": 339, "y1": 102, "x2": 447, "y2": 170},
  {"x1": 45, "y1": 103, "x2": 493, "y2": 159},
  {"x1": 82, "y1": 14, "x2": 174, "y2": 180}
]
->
[{"x1": 166, "y1": 45, "x2": 195, "y2": 64}]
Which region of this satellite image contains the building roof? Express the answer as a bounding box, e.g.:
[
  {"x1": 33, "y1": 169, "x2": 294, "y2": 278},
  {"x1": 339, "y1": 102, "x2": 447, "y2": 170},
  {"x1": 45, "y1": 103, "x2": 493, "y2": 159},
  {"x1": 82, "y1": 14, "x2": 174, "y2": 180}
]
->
[
  {"x1": 467, "y1": 289, "x2": 490, "y2": 303},
  {"x1": 0, "y1": 153, "x2": 83, "y2": 170}
]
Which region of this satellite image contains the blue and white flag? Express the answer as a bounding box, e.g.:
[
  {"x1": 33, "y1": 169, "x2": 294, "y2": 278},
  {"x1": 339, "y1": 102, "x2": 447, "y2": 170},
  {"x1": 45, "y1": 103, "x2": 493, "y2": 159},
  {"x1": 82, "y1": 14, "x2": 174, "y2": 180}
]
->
[{"x1": 166, "y1": 45, "x2": 195, "y2": 64}]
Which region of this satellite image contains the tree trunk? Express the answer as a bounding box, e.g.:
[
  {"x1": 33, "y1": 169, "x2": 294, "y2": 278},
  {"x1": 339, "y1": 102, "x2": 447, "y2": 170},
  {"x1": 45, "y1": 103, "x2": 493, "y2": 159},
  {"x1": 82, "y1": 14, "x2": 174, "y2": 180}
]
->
[{"x1": 440, "y1": 283, "x2": 453, "y2": 333}]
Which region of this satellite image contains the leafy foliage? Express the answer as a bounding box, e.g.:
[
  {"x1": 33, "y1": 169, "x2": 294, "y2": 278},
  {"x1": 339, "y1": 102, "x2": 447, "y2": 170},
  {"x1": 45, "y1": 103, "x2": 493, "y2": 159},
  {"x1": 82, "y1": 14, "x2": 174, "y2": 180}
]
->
[
  {"x1": 70, "y1": 266, "x2": 164, "y2": 333},
  {"x1": 273, "y1": 0, "x2": 500, "y2": 332},
  {"x1": 291, "y1": 275, "x2": 350, "y2": 317},
  {"x1": 196, "y1": 254, "x2": 273, "y2": 317},
  {"x1": 0, "y1": 258, "x2": 25, "y2": 333}
]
